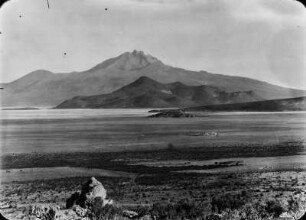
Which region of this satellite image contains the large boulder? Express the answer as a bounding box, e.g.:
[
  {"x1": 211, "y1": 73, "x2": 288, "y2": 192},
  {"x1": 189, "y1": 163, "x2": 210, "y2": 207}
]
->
[
  {"x1": 123, "y1": 210, "x2": 139, "y2": 218},
  {"x1": 79, "y1": 177, "x2": 107, "y2": 207},
  {"x1": 66, "y1": 177, "x2": 110, "y2": 209}
]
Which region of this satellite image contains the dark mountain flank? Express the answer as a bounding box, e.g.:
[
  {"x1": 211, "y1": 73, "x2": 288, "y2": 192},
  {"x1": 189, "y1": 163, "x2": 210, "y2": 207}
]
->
[
  {"x1": 184, "y1": 96, "x2": 306, "y2": 112},
  {"x1": 2, "y1": 50, "x2": 306, "y2": 107},
  {"x1": 56, "y1": 76, "x2": 262, "y2": 108}
]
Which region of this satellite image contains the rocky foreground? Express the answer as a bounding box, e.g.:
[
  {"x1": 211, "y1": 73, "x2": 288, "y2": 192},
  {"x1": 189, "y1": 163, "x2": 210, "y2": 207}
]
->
[
  {"x1": 1, "y1": 177, "x2": 148, "y2": 220},
  {"x1": 1, "y1": 176, "x2": 306, "y2": 220}
]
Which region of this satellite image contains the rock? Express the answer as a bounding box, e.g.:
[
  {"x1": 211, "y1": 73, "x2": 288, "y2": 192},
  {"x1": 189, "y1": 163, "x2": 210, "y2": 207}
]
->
[
  {"x1": 204, "y1": 131, "x2": 218, "y2": 136},
  {"x1": 205, "y1": 214, "x2": 222, "y2": 220},
  {"x1": 66, "y1": 192, "x2": 80, "y2": 209},
  {"x1": 73, "y1": 205, "x2": 88, "y2": 217},
  {"x1": 187, "y1": 130, "x2": 219, "y2": 137},
  {"x1": 79, "y1": 177, "x2": 107, "y2": 207},
  {"x1": 280, "y1": 212, "x2": 294, "y2": 219},
  {"x1": 57, "y1": 208, "x2": 91, "y2": 220},
  {"x1": 103, "y1": 199, "x2": 114, "y2": 206},
  {"x1": 123, "y1": 210, "x2": 139, "y2": 219},
  {"x1": 66, "y1": 177, "x2": 108, "y2": 208},
  {"x1": 29, "y1": 204, "x2": 60, "y2": 219},
  {"x1": 139, "y1": 214, "x2": 153, "y2": 220},
  {"x1": 0, "y1": 202, "x2": 10, "y2": 209}
]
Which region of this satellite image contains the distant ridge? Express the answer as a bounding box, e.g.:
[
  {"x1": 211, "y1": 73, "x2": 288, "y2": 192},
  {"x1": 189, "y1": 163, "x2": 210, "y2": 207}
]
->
[
  {"x1": 56, "y1": 76, "x2": 263, "y2": 108},
  {"x1": 2, "y1": 50, "x2": 306, "y2": 107},
  {"x1": 184, "y1": 96, "x2": 306, "y2": 112}
]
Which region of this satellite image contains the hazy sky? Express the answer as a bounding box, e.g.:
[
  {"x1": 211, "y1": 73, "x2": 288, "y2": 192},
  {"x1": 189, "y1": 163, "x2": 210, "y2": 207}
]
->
[{"x1": 0, "y1": 0, "x2": 305, "y2": 89}]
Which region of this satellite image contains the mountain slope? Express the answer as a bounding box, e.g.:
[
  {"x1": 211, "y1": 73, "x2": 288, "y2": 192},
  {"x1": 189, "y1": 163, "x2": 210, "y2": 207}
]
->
[
  {"x1": 2, "y1": 50, "x2": 306, "y2": 107},
  {"x1": 55, "y1": 76, "x2": 263, "y2": 108},
  {"x1": 184, "y1": 96, "x2": 306, "y2": 112}
]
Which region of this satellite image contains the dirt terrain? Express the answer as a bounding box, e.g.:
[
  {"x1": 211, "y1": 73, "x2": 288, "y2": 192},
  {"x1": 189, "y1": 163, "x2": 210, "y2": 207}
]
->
[{"x1": 1, "y1": 141, "x2": 306, "y2": 219}]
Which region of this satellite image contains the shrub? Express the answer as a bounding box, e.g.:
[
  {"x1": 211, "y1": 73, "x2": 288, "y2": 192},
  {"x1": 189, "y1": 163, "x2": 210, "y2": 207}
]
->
[
  {"x1": 265, "y1": 200, "x2": 285, "y2": 217},
  {"x1": 211, "y1": 194, "x2": 246, "y2": 213},
  {"x1": 131, "y1": 205, "x2": 151, "y2": 218},
  {"x1": 167, "y1": 143, "x2": 175, "y2": 151},
  {"x1": 286, "y1": 195, "x2": 306, "y2": 219},
  {"x1": 88, "y1": 198, "x2": 123, "y2": 220},
  {"x1": 150, "y1": 198, "x2": 209, "y2": 219}
]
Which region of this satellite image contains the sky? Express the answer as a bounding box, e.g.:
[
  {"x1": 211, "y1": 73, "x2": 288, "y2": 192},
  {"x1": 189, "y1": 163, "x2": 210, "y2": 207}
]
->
[{"x1": 0, "y1": 0, "x2": 305, "y2": 89}]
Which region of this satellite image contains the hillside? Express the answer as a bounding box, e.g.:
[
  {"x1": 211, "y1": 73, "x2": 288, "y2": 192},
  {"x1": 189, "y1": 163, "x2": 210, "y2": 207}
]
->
[
  {"x1": 2, "y1": 50, "x2": 306, "y2": 107},
  {"x1": 184, "y1": 96, "x2": 306, "y2": 112},
  {"x1": 55, "y1": 76, "x2": 262, "y2": 108}
]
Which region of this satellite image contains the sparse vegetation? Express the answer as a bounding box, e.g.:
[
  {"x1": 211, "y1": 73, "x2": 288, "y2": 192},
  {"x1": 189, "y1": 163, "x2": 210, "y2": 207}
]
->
[
  {"x1": 70, "y1": 195, "x2": 306, "y2": 220},
  {"x1": 1, "y1": 141, "x2": 306, "y2": 219},
  {"x1": 89, "y1": 202, "x2": 123, "y2": 220},
  {"x1": 167, "y1": 143, "x2": 175, "y2": 151},
  {"x1": 2, "y1": 168, "x2": 306, "y2": 219}
]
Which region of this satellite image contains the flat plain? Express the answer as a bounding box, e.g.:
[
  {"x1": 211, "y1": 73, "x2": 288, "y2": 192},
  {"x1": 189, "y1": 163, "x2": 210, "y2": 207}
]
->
[{"x1": 1, "y1": 109, "x2": 306, "y2": 154}]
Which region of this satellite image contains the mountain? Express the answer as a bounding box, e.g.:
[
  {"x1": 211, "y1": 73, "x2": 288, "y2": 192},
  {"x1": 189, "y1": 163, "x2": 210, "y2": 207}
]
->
[
  {"x1": 55, "y1": 76, "x2": 263, "y2": 108},
  {"x1": 184, "y1": 96, "x2": 306, "y2": 112},
  {"x1": 2, "y1": 50, "x2": 306, "y2": 107}
]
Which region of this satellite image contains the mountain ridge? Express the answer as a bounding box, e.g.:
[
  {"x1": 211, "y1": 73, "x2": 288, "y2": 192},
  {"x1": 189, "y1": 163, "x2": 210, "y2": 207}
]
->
[
  {"x1": 2, "y1": 50, "x2": 306, "y2": 107},
  {"x1": 55, "y1": 76, "x2": 263, "y2": 109}
]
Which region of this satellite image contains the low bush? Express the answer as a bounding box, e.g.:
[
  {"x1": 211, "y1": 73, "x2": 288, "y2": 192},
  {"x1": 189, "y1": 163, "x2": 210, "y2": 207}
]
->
[
  {"x1": 211, "y1": 194, "x2": 247, "y2": 213},
  {"x1": 264, "y1": 200, "x2": 286, "y2": 217},
  {"x1": 150, "y1": 198, "x2": 210, "y2": 220},
  {"x1": 68, "y1": 194, "x2": 306, "y2": 220},
  {"x1": 88, "y1": 198, "x2": 123, "y2": 220}
]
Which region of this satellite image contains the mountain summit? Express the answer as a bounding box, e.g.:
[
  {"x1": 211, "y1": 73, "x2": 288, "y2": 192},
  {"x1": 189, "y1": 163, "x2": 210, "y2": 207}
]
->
[
  {"x1": 90, "y1": 50, "x2": 161, "y2": 71},
  {"x1": 2, "y1": 50, "x2": 306, "y2": 107}
]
